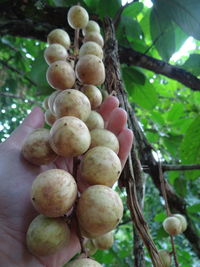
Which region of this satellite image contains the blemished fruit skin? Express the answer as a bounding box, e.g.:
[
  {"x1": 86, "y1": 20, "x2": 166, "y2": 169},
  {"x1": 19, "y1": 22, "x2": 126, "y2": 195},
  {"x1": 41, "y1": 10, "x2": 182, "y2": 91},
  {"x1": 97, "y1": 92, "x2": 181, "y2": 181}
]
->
[
  {"x1": 82, "y1": 85, "x2": 102, "y2": 109},
  {"x1": 83, "y1": 32, "x2": 104, "y2": 48},
  {"x1": 67, "y1": 5, "x2": 89, "y2": 29},
  {"x1": 82, "y1": 20, "x2": 100, "y2": 36},
  {"x1": 66, "y1": 258, "x2": 102, "y2": 267},
  {"x1": 93, "y1": 231, "x2": 114, "y2": 250},
  {"x1": 76, "y1": 185, "x2": 123, "y2": 238},
  {"x1": 45, "y1": 109, "x2": 56, "y2": 126},
  {"x1": 90, "y1": 129, "x2": 119, "y2": 154},
  {"x1": 47, "y1": 29, "x2": 71, "y2": 49},
  {"x1": 79, "y1": 41, "x2": 103, "y2": 60},
  {"x1": 81, "y1": 146, "x2": 121, "y2": 186},
  {"x1": 22, "y1": 128, "x2": 57, "y2": 165},
  {"x1": 49, "y1": 116, "x2": 91, "y2": 157},
  {"x1": 46, "y1": 60, "x2": 75, "y2": 90},
  {"x1": 26, "y1": 215, "x2": 70, "y2": 256},
  {"x1": 174, "y1": 214, "x2": 187, "y2": 232},
  {"x1": 31, "y1": 169, "x2": 77, "y2": 217},
  {"x1": 85, "y1": 111, "x2": 104, "y2": 130},
  {"x1": 163, "y1": 216, "x2": 182, "y2": 235},
  {"x1": 54, "y1": 89, "x2": 91, "y2": 122},
  {"x1": 158, "y1": 250, "x2": 171, "y2": 267},
  {"x1": 75, "y1": 55, "x2": 105, "y2": 85},
  {"x1": 44, "y1": 44, "x2": 68, "y2": 65}
]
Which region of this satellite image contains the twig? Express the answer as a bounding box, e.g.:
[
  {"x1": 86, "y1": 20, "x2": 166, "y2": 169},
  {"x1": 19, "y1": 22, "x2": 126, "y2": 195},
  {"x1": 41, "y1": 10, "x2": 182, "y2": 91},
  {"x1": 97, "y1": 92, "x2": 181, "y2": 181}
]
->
[
  {"x1": 170, "y1": 236, "x2": 179, "y2": 267},
  {"x1": 162, "y1": 164, "x2": 200, "y2": 171},
  {"x1": 0, "y1": 59, "x2": 37, "y2": 86},
  {"x1": 0, "y1": 92, "x2": 41, "y2": 105}
]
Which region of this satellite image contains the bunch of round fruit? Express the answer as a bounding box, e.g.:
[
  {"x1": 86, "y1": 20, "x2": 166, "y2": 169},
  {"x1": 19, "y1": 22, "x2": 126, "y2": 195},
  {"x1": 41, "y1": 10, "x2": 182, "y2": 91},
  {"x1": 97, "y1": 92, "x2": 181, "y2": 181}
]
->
[{"x1": 22, "y1": 5, "x2": 123, "y2": 266}]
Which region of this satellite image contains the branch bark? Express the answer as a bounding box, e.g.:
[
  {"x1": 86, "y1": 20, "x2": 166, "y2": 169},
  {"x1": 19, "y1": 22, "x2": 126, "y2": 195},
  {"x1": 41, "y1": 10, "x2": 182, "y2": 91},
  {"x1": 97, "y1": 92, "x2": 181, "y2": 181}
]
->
[
  {"x1": 0, "y1": 92, "x2": 41, "y2": 105},
  {"x1": 103, "y1": 17, "x2": 200, "y2": 260},
  {"x1": 0, "y1": 0, "x2": 200, "y2": 91}
]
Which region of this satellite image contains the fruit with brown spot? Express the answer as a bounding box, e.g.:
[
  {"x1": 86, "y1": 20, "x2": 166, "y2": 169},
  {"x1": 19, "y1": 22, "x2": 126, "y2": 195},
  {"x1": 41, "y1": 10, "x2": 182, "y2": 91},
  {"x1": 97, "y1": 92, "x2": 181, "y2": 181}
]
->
[
  {"x1": 22, "y1": 128, "x2": 57, "y2": 165},
  {"x1": 79, "y1": 41, "x2": 103, "y2": 59},
  {"x1": 46, "y1": 61, "x2": 75, "y2": 90},
  {"x1": 85, "y1": 111, "x2": 104, "y2": 130},
  {"x1": 26, "y1": 215, "x2": 70, "y2": 256},
  {"x1": 31, "y1": 169, "x2": 77, "y2": 217},
  {"x1": 44, "y1": 44, "x2": 68, "y2": 65},
  {"x1": 67, "y1": 5, "x2": 89, "y2": 29},
  {"x1": 82, "y1": 85, "x2": 102, "y2": 109},
  {"x1": 81, "y1": 146, "x2": 121, "y2": 186},
  {"x1": 54, "y1": 89, "x2": 91, "y2": 121},
  {"x1": 49, "y1": 116, "x2": 91, "y2": 157},
  {"x1": 75, "y1": 55, "x2": 105, "y2": 85},
  {"x1": 47, "y1": 29, "x2": 71, "y2": 49},
  {"x1": 77, "y1": 185, "x2": 123, "y2": 237}
]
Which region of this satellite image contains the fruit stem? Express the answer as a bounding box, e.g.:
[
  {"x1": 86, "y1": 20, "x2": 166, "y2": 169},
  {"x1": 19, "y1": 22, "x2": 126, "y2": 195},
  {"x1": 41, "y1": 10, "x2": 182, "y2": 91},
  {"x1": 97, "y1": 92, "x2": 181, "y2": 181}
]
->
[
  {"x1": 74, "y1": 28, "x2": 80, "y2": 57},
  {"x1": 170, "y1": 236, "x2": 179, "y2": 267}
]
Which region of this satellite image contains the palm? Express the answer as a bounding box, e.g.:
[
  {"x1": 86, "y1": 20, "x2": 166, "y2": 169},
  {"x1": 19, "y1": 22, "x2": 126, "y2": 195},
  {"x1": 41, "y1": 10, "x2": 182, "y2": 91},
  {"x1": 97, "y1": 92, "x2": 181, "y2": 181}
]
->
[{"x1": 0, "y1": 96, "x2": 133, "y2": 267}]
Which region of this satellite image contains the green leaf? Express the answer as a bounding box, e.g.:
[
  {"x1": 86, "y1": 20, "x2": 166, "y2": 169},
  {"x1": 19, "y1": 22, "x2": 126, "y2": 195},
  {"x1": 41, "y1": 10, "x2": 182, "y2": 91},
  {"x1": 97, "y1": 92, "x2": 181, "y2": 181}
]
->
[
  {"x1": 156, "y1": 0, "x2": 200, "y2": 40},
  {"x1": 174, "y1": 177, "x2": 187, "y2": 197},
  {"x1": 181, "y1": 54, "x2": 200, "y2": 76},
  {"x1": 180, "y1": 116, "x2": 200, "y2": 179},
  {"x1": 154, "y1": 212, "x2": 165, "y2": 222},
  {"x1": 122, "y1": 66, "x2": 146, "y2": 85},
  {"x1": 166, "y1": 103, "x2": 184, "y2": 123},
  {"x1": 150, "y1": 4, "x2": 175, "y2": 61},
  {"x1": 187, "y1": 203, "x2": 200, "y2": 214},
  {"x1": 28, "y1": 50, "x2": 48, "y2": 87},
  {"x1": 163, "y1": 135, "x2": 182, "y2": 157},
  {"x1": 122, "y1": 2, "x2": 144, "y2": 18},
  {"x1": 97, "y1": 0, "x2": 121, "y2": 19}
]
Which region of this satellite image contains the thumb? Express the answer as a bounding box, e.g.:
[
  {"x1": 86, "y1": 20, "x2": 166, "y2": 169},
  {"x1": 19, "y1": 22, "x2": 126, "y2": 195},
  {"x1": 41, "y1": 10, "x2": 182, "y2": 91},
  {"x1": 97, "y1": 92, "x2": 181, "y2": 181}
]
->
[{"x1": 7, "y1": 106, "x2": 45, "y2": 147}]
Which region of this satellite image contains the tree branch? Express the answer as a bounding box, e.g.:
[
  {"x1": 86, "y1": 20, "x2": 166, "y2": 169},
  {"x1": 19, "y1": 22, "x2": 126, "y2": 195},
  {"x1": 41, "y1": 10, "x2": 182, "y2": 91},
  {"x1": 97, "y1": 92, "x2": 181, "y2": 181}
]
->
[
  {"x1": 0, "y1": 59, "x2": 36, "y2": 86},
  {"x1": 142, "y1": 164, "x2": 200, "y2": 172},
  {"x1": 118, "y1": 46, "x2": 200, "y2": 91},
  {"x1": 0, "y1": 1, "x2": 200, "y2": 91},
  {"x1": 0, "y1": 92, "x2": 41, "y2": 105}
]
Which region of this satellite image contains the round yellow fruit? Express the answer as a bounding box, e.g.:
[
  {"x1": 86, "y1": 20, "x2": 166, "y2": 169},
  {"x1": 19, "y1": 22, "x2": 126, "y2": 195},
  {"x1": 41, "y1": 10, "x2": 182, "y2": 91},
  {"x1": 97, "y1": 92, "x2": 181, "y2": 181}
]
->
[
  {"x1": 85, "y1": 111, "x2": 104, "y2": 130},
  {"x1": 26, "y1": 215, "x2": 70, "y2": 256},
  {"x1": 67, "y1": 5, "x2": 89, "y2": 29},
  {"x1": 31, "y1": 169, "x2": 77, "y2": 217},
  {"x1": 47, "y1": 29, "x2": 71, "y2": 49}
]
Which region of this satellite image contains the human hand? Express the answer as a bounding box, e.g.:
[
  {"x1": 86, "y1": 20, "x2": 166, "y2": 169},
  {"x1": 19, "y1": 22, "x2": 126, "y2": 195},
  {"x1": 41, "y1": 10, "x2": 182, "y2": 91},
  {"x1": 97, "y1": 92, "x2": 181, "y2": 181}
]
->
[{"x1": 0, "y1": 96, "x2": 133, "y2": 267}]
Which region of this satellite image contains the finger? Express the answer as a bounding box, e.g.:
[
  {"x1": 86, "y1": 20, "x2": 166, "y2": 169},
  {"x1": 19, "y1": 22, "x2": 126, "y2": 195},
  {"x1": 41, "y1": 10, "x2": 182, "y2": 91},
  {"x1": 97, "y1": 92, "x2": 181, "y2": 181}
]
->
[
  {"x1": 98, "y1": 96, "x2": 119, "y2": 123},
  {"x1": 118, "y1": 128, "x2": 133, "y2": 168},
  {"x1": 107, "y1": 108, "x2": 127, "y2": 135},
  {"x1": 7, "y1": 106, "x2": 44, "y2": 147}
]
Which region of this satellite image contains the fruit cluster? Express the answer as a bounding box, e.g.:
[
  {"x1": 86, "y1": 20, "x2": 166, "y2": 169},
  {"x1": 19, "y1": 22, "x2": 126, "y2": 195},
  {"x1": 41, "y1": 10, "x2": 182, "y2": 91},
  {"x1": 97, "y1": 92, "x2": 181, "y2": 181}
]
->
[{"x1": 23, "y1": 5, "x2": 122, "y2": 266}]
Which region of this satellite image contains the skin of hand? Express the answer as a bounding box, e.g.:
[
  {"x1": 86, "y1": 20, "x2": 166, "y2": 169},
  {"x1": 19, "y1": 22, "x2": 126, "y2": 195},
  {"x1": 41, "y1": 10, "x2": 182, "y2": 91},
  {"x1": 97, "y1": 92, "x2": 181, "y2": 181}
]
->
[{"x1": 0, "y1": 96, "x2": 133, "y2": 267}]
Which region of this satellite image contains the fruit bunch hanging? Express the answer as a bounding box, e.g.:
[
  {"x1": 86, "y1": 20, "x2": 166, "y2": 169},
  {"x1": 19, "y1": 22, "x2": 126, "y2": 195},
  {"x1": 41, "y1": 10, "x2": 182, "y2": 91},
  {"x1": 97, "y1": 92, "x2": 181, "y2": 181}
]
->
[{"x1": 23, "y1": 5, "x2": 122, "y2": 266}]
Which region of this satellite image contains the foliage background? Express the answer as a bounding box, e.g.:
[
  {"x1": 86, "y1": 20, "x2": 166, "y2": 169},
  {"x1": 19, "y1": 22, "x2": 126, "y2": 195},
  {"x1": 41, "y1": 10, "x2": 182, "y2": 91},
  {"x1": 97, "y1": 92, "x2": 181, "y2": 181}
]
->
[{"x1": 0, "y1": 0, "x2": 200, "y2": 266}]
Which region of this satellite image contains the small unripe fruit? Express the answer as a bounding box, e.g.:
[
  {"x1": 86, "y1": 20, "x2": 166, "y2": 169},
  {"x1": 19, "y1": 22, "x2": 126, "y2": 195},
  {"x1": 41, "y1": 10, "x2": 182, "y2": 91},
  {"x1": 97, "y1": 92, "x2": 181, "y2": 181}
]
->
[
  {"x1": 83, "y1": 32, "x2": 104, "y2": 47},
  {"x1": 67, "y1": 5, "x2": 89, "y2": 29},
  {"x1": 44, "y1": 44, "x2": 68, "y2": 65},
  {"x1": 85, "y1": 111, "x2": 104, "y2": 130},
  {"x1": 46, "y1": 60, "x2": 75, "y2": 90},
  {"x1": 76, "y1": 55, "x2": 105, "y2": 85},
  {"x1": 163, "y1": 216, "x2": 182, "y2": 235},
  {"x1": 79, "y1": 41, "x2": 103, "y2": 59},
  {"x1": 83, "y1": 239, "x2": 97, "y2": 256},
  {"x1": 77, "y1": 185, "x2": 123, "y2": 238},
  {"x1": 49, "y1": 116, "x2": 91, "y2": 157},
  {"x1": 26, "y1": 215, "x2": 70, "y2": 256},
  {"x1": 158, "y1": 250, "x2": 171, "y2": 267},
  {"x1": 22, "y1": 128, "x2": 57, "y2": 165},
  {"x1": 31, "y1": 169, "x2": 77, "y2": 217},
  {"x1": 93, "y1": 231, "x2": 114, "y2": 250},
  {"x1": 66, "y1": 258, "x2": 102, "y2": 267},
  {"x1": 47, "y1": 29, "x2": 71, "y2": 49},
  {"x1": 82, "y1": 85, "x2": 102, "y2": 109},
  {"x1": 174, "y1": 214, "x2": 187, "y2": 232},
  {"x1": 48, "y1": 90, "x2": 61, "y2": 114},
  {"x1": 82, "y1": 20, "x2": 100, "y2": 36},
  {"x1": 81, "y1": 146, "x2": 121, "y2": 186},
  {"x1": 54, "y1": 89, "x2": 91, "y2": 121},
  {"x1": 45, "y1": 109, "x2": 56, "y2": 126},
  {"x1": 90, "y1": 129, "x2": 119, "y2": 154},
  {"x1": 42, "y1": 96, "x2": 49, "y2": 110}
]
